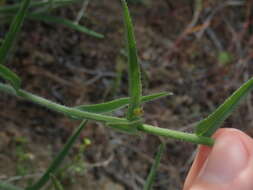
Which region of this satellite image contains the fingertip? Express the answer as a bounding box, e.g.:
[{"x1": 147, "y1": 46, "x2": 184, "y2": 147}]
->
[
  {"x1": 183, "y1": 144, "x2": 212, "y2": 189},
  {"x1": 184, "y1": 128, "x2": 253, "y2": 190},
  {"x1": 214, "y1": 128, "x2": 253, "y2": 157}
]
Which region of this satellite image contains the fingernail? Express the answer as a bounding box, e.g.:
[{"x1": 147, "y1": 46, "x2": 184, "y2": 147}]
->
[{"x1": 197, "y1": 133, "x2": 249, "y2": 184}]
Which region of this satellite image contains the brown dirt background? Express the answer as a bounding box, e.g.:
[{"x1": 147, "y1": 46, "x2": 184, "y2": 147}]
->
[{"x1": 0, "y1": 0, "x2": 253, "y2": 189}]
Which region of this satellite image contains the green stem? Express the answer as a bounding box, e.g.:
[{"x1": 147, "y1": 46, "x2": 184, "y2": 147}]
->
[
  {"x1": 0, "y1": 83, "x2": 214, "y2": 146},
  {"x1": 139, "y1": 125, "x2": 214, "y2": 146},
  {"x1": 0, "y1": 83, "x2": 126, "y2": 123},
  {"x1": 26, "y1": 120, "x2": 88, "y2": 190}
]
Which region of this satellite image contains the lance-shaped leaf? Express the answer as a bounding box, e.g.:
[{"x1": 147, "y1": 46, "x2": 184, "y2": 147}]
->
[
  {"x1": 144, "y1": 143, "x2": 165, "y2": 190},
  {"x1": 196, "y1": 77, "x2": 253, "y2": 137},
  {"x1": 121, "y1": 0, "x2": 142, "y2": 121},
  {"x1": 0, "y1": 0, "x2": 31, "y2": 65},
  {"x1": 106, "y1": 119, "x2": 142, "y2": 134},
  {"x1": 0, "y1": 181, "x2": 23, "y2": 190},
  {"x1": 0, "y1": 64, "x2": 21, "y2": 90},
  {"x1": 28, "y1": 14, "x2": 104, "y2": 39},
  {"x1": 26, "y1": 120, "x2": 88, "y2": 190},
  {"x1": 75, "y1": 92, "x2": 172, "y2": 113}
]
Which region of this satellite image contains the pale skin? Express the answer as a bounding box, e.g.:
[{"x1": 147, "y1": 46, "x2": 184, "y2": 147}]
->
[{"x1": 183, "y1": 128, "x2": 253, "y2": 190}]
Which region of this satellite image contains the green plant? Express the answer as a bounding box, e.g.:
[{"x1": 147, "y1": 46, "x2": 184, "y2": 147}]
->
[
  {"x1": 144, "y1": 143, "x2": 165, "y2": 190},
  {"x1": 0, "y1": 0, "x2": 103, "y2": 39},
  {"x1": 0, "y1": 0, "x2": 253, "y2": 189},
  {"x1": 48, "y1": 137, "x2": 91, "y2": 188}
]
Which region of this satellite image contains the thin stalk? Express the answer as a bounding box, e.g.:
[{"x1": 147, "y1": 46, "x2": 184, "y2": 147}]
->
[
  {"x1": 0, "y1": 0, "x2": 31, "y2": 65},
  {"x1": 75, "y1": 0, "x2": 90, "y2": 24},
  {"x1": 0, "y1": 83, "x2": 126, "y2": 123},
  {"x1": 144, "y1": 143, "x2": 165, "y2": 190},
  {"x1": 139, "y1": 124, "x2": 214, "y2": 146},
  {"x1": 0, "y1": 0, "x2": 79, "y2": 14},
  {"x1": 26, "y1": 120, "x2": 88, "y2": 190},
  {"x1": 28, "y1": 13, "x2": 103, "y2": 39},
  {"x1": 0, "y1": 83, "x2": 214, "y2": 146}
]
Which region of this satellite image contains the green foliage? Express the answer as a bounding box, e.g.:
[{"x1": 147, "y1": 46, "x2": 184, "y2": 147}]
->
[
  {"x1": 0, "y1": 0, "x2": 78, "y2": 14},
  {"x1": 26, "y1": 120, "x2": 88, "y2": 190},
  {"x1": 75, "y1": 92, "x2": 172, "y2": 113},
  {"x1": 0, "y1": 0, "x2": 30, "y2": 90},
  {"x1": 121, "y1": 0, "x2": 142, "y2": 121},
  {"x1": 144, "y1": 143, "x2": 165, "y2": 190},
  {"x1": 28, "y1": 14, "x2": 104, "y2": 39},
  {"x1": 196, "y1": 77, "x2": 253, "y2": 137},
  {"x1": 48, "y1": 137, "x2": 91, "y2": 188},
  {"x1": 0, "y1": 0, "x2": 30, "y2": 65},
  {"x1": 0, "y1": 0, "x2": 103, "y2": 38},
  {"x1": 106, "y1": 119, "x2": 141, "y2": 134},
  {"x1": 0, "y1": 64, "x2": 21, "y2": 90},
  {"x1": 0, "y1": 0, "x2": 253, "y2": 190}
]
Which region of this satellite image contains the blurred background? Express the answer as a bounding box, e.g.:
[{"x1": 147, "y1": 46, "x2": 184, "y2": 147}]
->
[{"x1": 0, "y1": 0, "x2": 252, "y2": 189}]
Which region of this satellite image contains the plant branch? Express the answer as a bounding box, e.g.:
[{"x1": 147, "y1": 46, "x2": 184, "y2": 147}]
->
[
  {"x1": 0, "y1": 83, "x2": 126, "y2": 123},
  {"x1": 139, "y1": 125, "x2": 214, "y2": 146},
  {"x1": 0, "y1": 83, "x2": 214, "y2": 146}
]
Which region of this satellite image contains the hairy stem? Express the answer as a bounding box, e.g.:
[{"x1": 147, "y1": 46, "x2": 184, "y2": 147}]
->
[
  {"x1": 139, "y1": 125, "x2": 214, "y2": 146},
  {"x1": 0, "y1": 83, "x2": 214, "y2": 146}
]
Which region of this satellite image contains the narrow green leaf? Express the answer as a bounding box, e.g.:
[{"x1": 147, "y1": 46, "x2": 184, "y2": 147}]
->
[
  {"x1": 106, "y1": 119, "x2": 141, "y2": 134},
  {"x1": 75, "y1": 92, "x2": 172, "y2": 113},
  {"x1": 121, "y1": 0, "x2": 142, "y2": 121},
  {"x1": 196, "y1": 77, "x2": 253, "y2": 137},
  {"x1": 0, "y1": 82, "x2": 215, "y2": 145},
  {"x1": 28, "y1": 14, "x2": 104, "y2": 39},
  {"x1": 26, "y1": 120, "x2": 88, "y2": 190},
  {"x1": 144, "y1": 143, "x2": 165, "y2": 190},
  {"x1": 0, "y1": 64, "x2": 21, "y2": 90},
  {"x1": 0, "y1": 181, "x2": 23, "y2": 190},
  {"x1": 0, "y1": 0, "x2": 79, "y2": 14},
  {"x1": 0, "y1": 0, "x2": 31, "y2": 65}
]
